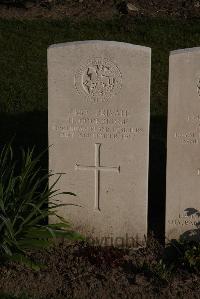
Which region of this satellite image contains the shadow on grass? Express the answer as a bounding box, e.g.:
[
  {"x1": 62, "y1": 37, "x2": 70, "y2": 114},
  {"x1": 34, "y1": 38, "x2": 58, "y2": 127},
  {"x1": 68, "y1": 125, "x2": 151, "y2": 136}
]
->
[
  {"x1": 148, "y1": 115, "x2": 167, "y2": 244},
  {"x1": 0, "y1": 111, "x2": 48, "y2": 225},
  {"x1": 0, "y1": 111, "x2": 48, "y2": 165}
]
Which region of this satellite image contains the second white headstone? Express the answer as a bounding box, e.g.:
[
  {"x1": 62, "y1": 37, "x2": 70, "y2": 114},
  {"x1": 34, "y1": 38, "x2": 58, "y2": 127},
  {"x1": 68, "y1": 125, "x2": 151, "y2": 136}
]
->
[{"x1": 166, "y1": 47, "x2": 200, "y2": 242}]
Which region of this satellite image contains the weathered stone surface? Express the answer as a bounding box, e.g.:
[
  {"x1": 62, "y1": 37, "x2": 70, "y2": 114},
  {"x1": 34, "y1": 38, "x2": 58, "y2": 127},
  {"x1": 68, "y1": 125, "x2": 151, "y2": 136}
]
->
[
  {"x1": 166, "y1": 47, "x2": 200, "y2": 242},
  {"x1": 48, "y1": 41, "x2": 151, "y2": 247}
]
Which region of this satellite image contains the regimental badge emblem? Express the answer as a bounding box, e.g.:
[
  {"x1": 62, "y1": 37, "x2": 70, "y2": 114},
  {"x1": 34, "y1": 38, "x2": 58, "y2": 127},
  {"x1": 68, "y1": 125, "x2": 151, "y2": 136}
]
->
[{"x1": 74, "y1": 57, "x2": 122, "y2": 103}]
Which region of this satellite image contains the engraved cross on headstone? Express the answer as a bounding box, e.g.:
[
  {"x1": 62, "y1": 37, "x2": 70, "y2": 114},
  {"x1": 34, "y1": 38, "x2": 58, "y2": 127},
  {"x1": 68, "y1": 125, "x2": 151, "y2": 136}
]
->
[{"x1": 75, "y1": 143, "x2": 120, "y2": 211}]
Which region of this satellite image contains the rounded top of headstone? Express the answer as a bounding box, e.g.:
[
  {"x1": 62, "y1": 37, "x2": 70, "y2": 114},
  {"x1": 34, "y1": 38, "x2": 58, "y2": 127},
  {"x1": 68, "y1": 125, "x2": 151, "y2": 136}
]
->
[
  {"x1": 48, "y1": 40, "x2": 151, "y2": 53},
  {"x1": 170, "y1": 47, "x2": 200, "y2": 56}
]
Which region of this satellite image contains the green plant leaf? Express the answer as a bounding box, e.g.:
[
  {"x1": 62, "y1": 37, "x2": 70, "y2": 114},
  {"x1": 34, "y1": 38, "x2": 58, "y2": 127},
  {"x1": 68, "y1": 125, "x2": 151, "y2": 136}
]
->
[
  {"x1": 47, "y1": 222, "x2": 71, "y2": 229},
  {"x1": 0, "y1": 141, "x2": 82, "y2": 268},
  {"x1": 8, "y1": 253, "x2": 46, "y2": 271},
  {"x1": 18, "y1": 238, "x2": 53, "y2": 250}
]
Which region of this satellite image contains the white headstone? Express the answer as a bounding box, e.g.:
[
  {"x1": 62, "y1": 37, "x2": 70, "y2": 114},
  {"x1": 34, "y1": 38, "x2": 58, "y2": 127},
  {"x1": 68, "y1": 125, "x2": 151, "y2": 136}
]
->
[
  {"x1": 166, "y1": 47, "x2": 200, "y2": 242},
  {"x1": 48, "y1": 41, "x2": 151, "y2": 247}
]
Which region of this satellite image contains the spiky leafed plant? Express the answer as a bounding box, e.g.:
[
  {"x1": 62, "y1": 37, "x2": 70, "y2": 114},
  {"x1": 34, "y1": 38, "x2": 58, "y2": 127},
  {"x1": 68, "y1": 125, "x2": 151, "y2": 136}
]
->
[{"x1": 0, "y1": 142, "x2": 83, "y2": 270}]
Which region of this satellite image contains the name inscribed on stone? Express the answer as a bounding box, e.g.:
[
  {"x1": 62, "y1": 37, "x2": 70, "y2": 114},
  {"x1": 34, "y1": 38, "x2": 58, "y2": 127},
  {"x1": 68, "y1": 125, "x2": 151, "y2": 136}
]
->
[{"x1": 52, "y1": 109, "x2": 144, "y2": 140}]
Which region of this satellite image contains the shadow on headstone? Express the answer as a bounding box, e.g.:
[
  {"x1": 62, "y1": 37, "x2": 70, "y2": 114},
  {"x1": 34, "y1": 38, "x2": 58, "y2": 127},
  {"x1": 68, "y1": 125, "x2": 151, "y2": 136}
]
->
[
  {"x1": 148, "y1": 115, "x2": 167, "y2": 244},
  {"x1": 163, "y1": 208, "x2": 200, "y2": 265},
  {"x1": 179, "y1": 208, "x2": 200, "y2": 243}
]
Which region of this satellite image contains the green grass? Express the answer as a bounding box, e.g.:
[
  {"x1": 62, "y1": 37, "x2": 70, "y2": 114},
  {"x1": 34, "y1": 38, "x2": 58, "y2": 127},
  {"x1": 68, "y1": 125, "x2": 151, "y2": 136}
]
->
[{"x1": 0, "y1": 17, "x2": 200, "y2": 117}]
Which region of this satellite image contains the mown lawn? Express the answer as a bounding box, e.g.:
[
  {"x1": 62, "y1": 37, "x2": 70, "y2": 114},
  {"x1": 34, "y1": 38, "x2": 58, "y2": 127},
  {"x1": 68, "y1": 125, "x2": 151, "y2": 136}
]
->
[{"x1": 0, "y1": 17, "x2": 200, "y2": 117}]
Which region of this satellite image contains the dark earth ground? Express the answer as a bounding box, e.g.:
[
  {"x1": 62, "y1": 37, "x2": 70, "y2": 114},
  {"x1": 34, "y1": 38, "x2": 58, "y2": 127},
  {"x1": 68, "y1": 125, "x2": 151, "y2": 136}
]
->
[
  {"x1": 1, "y1": 237, "x2": 200, "y2": 299},
  {"x1": 1, "y1": 1, "x2": 200, "y2": 299},
  {"x1": 0, "y1": 0, "x2": 199, "y2": 19}
]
